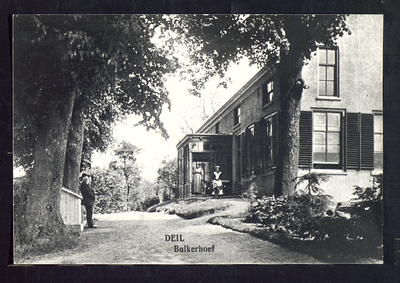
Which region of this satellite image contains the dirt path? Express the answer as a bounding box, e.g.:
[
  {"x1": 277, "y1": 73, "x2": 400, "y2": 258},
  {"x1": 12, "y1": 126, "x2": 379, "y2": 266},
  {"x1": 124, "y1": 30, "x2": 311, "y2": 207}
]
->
[{"x1": 17, "y1": 207, "x2": 322, "y2": 264}]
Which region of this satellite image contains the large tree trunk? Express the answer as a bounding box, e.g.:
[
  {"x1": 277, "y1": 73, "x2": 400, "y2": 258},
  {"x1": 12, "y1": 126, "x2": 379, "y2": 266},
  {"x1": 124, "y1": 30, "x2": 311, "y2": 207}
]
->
[
  {"x1": 275, "y1": 37, "x2": 305, "y2": 196},
  {"x1": 63, "y1": 97, "x2": 86, "y2": 193},
  {"x1": 22, "y1": 90, "x2": 77, "y2": 246}
]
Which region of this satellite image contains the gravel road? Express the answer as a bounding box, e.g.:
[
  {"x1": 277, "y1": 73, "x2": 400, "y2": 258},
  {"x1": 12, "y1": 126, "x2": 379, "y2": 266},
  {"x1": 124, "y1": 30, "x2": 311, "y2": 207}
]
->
[{"x1": 17, "y1": 208, "x2": 322, "y2": 265}]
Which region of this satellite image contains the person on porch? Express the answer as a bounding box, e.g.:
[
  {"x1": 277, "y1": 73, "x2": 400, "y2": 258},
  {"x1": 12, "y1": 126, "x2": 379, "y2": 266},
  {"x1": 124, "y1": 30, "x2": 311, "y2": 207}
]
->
[
  {"x1": 212, "y1": 165, "x2": 223, "y2": 197},
  {"x1": 193, "y1": 162, "x2": 204, "y2": 194}
]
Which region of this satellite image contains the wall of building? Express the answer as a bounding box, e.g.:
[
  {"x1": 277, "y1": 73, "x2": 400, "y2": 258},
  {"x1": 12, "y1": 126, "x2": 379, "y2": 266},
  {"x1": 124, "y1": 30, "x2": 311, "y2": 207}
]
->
[
  {"x1": 301, "y1": 14, "x2": 383, "y2": 114},
  {"x1": 297, "y1": 168, "x2": 378, "y2": 203}
]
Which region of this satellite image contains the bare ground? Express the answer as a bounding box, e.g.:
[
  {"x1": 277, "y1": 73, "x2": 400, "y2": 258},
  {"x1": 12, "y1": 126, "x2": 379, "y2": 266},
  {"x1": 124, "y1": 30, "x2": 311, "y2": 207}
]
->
[{"x1": 15, "y1": 199, "x2": 323, "y2": 265}]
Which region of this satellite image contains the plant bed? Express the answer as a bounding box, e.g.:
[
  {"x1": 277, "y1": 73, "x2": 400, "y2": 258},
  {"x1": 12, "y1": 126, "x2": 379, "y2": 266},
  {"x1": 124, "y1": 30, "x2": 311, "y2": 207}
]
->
[
  {"x1": 152, "y1": 198, "x2": 232, "y2": 219},
  {"x1": 208, "y1": 214, "x2": 383, "y2": 263}
]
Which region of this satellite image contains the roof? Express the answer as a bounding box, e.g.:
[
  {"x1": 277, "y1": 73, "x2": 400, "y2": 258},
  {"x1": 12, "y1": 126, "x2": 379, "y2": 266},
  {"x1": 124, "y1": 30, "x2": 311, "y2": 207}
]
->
[
  {"x1": 196, "y1": 64, "x2": 275, "y2": 133},
  {"x1": 176, "y1": 133, "x2": 232, "y2": 149}
]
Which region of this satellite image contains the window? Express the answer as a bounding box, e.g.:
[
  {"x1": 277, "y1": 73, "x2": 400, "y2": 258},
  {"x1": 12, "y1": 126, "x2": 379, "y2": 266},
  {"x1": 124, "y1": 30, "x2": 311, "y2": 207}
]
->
[
  {"x1": 300, "y1": 111, "x2": 374, "y2": 171},
  {"x1": 261, "y1": 113, "x2": 278, "y2": 172},
  {"x1": 235, "y1": 134, "x2": 242, "y2": 179},
  {"x1": 313, "y1": 112, "x2": 342, "y2": 168},
  {"x1": 234, "y1": 106, "x2": 241, "y2": 125},
  {"x1": 215, "y1": 122, "x2": 220, "y2": 134},
  {"x1": 374, "y1": 114, "x2": 383, "y2": 169},
  {"x1": 264, "y1": 116, "x2": 274, "y2": 169},
  {"x1": 248, "y1": 125, "x2": 255, "y2": 175},
  {"x1": 262, "y1": 80, "x2": 274, "y2": 106},
  {"x1": 318, "y1": 47, "x2": 338, "y2": 97}
]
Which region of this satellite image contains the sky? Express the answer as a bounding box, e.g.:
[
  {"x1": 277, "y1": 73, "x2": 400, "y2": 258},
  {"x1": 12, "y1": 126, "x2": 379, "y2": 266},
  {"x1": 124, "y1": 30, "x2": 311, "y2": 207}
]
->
[{"x1": 92, "y1": 59, "x2": 260, "y2": 182}]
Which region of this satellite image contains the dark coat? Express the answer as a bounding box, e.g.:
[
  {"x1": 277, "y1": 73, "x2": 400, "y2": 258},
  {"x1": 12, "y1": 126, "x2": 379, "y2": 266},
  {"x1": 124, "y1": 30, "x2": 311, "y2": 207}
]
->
[{"x1": 80, "y1": 181, "x2": 95, "y2": 206}]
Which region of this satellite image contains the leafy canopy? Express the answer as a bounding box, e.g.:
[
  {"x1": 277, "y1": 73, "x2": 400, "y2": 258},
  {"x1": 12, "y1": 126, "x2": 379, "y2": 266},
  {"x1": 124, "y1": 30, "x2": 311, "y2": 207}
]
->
[
  {"x1": 168, "y1": 15, "x2": 350, "y2": 92},
  {"x1": 14, "y1": 15, "x2": 178, "y2": 170}
]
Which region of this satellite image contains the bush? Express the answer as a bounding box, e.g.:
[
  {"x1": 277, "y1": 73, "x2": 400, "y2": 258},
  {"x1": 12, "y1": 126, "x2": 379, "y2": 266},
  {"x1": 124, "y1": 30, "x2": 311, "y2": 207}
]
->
[
  {"x1": 247, "y1": 174, "x2": 383, "y2": 247},
  {"x1": 247, "y1": 193, "x2": 332, "y2": 239},
  {"x1": 241, "y1": 175, "x2": 258, "y2": 205}
]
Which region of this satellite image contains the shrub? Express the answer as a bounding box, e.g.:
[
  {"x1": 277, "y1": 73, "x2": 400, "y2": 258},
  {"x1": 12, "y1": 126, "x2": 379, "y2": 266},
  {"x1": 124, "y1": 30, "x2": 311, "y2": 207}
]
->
[
  {"x1": 241, "y1": 175, "x2": 258, "y2": 205},
  {"x1": 247, "y1": 192, "x2": 332, "y2": 239}
]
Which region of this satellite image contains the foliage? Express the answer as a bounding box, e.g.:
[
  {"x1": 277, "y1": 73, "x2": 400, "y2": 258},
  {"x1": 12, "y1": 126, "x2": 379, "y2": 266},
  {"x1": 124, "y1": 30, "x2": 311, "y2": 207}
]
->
[
  {"x1": 294, "y1": 172, "x2": 330, "y2": 195},
  {"x1": 156, "y1": 158, "x2": 178, "y2": 201},
  {"x1": 347, "y1": 174, "x2": 383, "y2": 227},
  {"x1": 91, "y1": 167, "x2": 126, "y2": 214},
  {"x1": 241, "y1": 175, "x2": 258, "y2": 205},
  {"x1": 14, "y1": 15, "x2": 177, "y2": 171},
  {"x1": 247, "y1": 172, "x2": 331, "y2": 237},
  {"x1": 168, "y1": 15, "x2": 350, "y2": 94},
  {"x1": 247, "y1": 174, "x2": 383, "y2": 248},
  {"x1": 91, "y1": 166, "x2": 160, "y2": 213},
  {"x1": 247, "y1": 193, "x2": 331, "y2": 239}
]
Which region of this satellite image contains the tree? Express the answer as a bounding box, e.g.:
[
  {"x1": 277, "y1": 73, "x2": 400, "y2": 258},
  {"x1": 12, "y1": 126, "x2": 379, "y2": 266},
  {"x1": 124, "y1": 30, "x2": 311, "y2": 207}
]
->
[
  {"x1": 113, "y1": 141, "x2": 141, "y2": 211},
  {"x1": 156, "y1": 158, "x2": 178, "y2": 202},
  {"x1": 13, "y1": 15, "x2": 176, "y2": 248},
  {"x1": 169, "y1": 14, "x2": 350, "y2": 196}
]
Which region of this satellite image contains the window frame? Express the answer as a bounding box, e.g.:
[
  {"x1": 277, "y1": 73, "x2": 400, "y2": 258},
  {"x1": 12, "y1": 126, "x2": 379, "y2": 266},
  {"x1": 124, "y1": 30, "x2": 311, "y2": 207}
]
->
[
  {"x1": 262, "y1": 114, "x2": 276, "y2": 172},
  {"x1": 234, "y1": 106, "x2": 241, "y2": 126},
  {"x1": 262, "y1": 80, "x2": 274, "y2": 106},
  {"x1": 318, "y1": 46, "x2": 339, "y2": 97},
  {"x1": 312, "y1": 110, "x2": 343, "y2": 169}
]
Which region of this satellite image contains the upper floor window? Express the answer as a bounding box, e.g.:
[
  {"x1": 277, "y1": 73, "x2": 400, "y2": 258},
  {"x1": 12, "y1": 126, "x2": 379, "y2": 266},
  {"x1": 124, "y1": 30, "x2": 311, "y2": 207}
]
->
[
  {"x1": 318, "y1": 47, "x2": 338, "y2": 97},
  {"x1": 215, "y1": 122, "x2": 220, "y2": 134},
  {"x1": 234, "y1": 106, "x2": 241, "y2": 126},
  {"x1": 262, "y1": 80, "x2": 274, "y2": 106}
]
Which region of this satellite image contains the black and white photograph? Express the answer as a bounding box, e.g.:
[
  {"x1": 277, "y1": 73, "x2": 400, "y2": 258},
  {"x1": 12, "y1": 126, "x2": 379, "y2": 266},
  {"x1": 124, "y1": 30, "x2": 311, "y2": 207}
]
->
[{"x1": 13, "y1": 14, "x2": 383, "y2": 265}]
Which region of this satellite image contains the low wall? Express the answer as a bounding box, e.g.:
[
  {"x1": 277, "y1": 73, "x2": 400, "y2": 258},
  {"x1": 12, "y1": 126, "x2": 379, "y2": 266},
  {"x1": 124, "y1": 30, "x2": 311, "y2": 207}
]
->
[{"x1": 60, "y1": 187, "x2": 84, "y2": 232}]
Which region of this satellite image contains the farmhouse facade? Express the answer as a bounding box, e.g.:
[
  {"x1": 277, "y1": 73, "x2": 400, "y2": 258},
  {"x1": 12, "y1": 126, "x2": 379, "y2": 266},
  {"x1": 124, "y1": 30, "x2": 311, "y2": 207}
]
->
[{"x1": 176, "y1": 15, "x2": 383, "y2": 201}]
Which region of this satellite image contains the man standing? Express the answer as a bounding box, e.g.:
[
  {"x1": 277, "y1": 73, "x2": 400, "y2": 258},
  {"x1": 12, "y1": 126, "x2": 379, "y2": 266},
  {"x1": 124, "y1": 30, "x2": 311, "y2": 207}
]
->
[{"x1": 79, "y1": 173, "x2": 96, "y2": 228}]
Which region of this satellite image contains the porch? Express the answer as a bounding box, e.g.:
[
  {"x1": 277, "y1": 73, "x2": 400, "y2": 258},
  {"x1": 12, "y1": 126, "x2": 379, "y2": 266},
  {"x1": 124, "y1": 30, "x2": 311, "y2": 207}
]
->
[{"x1": 176, "y1": 133, "x2": 233, "y2": 199}]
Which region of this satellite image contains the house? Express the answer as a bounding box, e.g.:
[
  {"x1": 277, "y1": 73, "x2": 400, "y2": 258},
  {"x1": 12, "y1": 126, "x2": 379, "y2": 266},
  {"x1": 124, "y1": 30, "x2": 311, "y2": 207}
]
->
[{"x1": 176, "y1": 15, "x2": 383, "y2": 202}]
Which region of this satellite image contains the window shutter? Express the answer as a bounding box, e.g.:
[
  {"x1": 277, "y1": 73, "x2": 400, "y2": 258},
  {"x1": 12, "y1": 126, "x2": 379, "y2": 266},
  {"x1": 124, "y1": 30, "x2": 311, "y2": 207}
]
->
[
  {"x1": 299, "y1": 111, "x2": 312, "y2": 167},
  {"x1": 242, "y1": 129, "x2": 248, "y2": 177},
  {"x1": 260, "y1": 118, "x2": 267, "y2": 171},
  {"x1": 262, "y1": 83, "x2": 266, "y2": 106},
  {"x1": 361, "y1": 114, "x2": 374, "y2": 170},
  {"x1": 346, "y1": 112, "x2": 360, "y2": 170},
  {"x1": 254, "y1": 121, "x2": 262, "y2": 173},
  {"x1": 272, "y1": 113, "x2": 278, "y2": 168}
]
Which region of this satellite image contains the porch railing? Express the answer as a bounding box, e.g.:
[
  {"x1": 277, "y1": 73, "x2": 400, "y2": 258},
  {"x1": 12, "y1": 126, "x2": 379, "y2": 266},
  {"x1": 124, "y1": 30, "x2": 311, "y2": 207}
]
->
[{"x1": 60, "y1": 187, "x2": 84, "y2": 232}]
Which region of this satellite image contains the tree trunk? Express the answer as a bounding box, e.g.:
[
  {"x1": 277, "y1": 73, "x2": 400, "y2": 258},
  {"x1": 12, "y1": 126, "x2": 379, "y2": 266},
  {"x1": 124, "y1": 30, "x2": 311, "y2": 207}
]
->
[
  {"x1": 63, "y1": 97, "x2": 86, "y2": 193},
  {"x1": 22, "y1": 90, "x2": 77, "y2": 246},
  {"x1": 275, "y1": 43, "x2": 305, "y2": 196}
]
